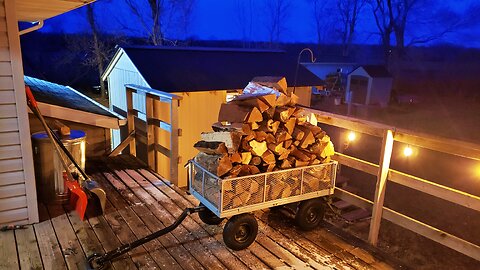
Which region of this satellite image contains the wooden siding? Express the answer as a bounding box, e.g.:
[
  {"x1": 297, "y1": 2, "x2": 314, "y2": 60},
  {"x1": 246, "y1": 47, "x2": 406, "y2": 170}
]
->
[
  {"x1": 175, "y1": 91, "x2": 226, "y2": 187},
  {"x1": 0, "y1": 0, "x2": 38, "y2": 225},
  {"x1": 290, "y1": 86, "x2": 312, "y2": 107}
]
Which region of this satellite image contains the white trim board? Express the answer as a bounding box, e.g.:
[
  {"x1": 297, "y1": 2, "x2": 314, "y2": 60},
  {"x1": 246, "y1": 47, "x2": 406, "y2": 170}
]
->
[{"x1": 33, "y1": 102, "x2": 126, "y2": 129}]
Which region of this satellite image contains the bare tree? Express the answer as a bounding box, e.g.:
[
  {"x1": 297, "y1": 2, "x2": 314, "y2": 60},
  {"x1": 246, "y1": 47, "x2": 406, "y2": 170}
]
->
[
  {"x1": 369, "y1": 0, "x2": 479, "y2": 59},
  {"x1": 312, "y1": 0, "x2": 336, "y2": 48},
  {"x1": 236, "y1": 0, "x2": 255, "y2": 48},
  {"x1": 264, "y1": 0, "x2": 292, "y2": 48},
  {"x1": 337, "y1": 0, "x2": 366, "y2": 56},
  {"x1": 124, "y1": 0, "x2": 165, "y2": 45},
  {"x1": 86, "y1": 5, "x2": 107, "y2": 99},
  {"x1": 169, "y1": 0, "x2": 196, "y2": 44},
  {"x1": 369, "y1": 0, "x2": 395, "y2": 59}
]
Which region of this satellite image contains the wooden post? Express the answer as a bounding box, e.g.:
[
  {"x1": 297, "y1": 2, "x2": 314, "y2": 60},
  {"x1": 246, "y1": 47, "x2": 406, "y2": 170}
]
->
[
  {"x1": 170, "y1": 99, "x2": 180, "y2": 186},
  {"x1": 368, "y1": 129, "x2": 394, "y2": 245},
  {"x1": 146, "y1": 94, "x2": 155, "y2": 169},
  {"x1": 126, "y1": 87, "x2": 136, "y2": 156}
]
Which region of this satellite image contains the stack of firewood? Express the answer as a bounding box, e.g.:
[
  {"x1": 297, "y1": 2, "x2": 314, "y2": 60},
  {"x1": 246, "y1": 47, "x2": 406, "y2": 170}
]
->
[{"x1": 193, "y1": 79, "x2": 334, "y2": 207}]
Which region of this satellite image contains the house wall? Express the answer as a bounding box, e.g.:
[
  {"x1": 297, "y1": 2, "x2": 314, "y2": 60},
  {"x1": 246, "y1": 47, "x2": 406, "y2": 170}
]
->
[
  {"x1": 28, "y1": 115, "x2": 111, "y2": 158},
  {"x1": 0, "y1": 0, "x2": 38, "y2": 225},
  {"x1": 369, "y1": 78, "x2": 393, "y2": 106}
]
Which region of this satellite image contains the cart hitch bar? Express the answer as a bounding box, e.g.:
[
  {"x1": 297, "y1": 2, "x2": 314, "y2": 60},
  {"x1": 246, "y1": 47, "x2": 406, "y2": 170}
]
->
[{"x1": 87, "y1": 205, "x2": 206, "y2": 269}]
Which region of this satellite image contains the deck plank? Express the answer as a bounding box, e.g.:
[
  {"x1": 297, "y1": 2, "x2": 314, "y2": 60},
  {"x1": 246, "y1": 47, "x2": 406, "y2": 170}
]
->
[
  {"x1": 47, "y1": 204, "x2": 88, "y2": 270},
  {"x1": 0, "y1": 229, "x2": 19, "y2": 269},
  {"x1": 127, "y1": 162, "x2": 286, "y2": 269},
  {"x1": 87, "y1": 214, "x2": 137, "y2": 270},
  {"x1": 116, "y1": 155, "x2": 273, "y2": 270},
  {"x1": 104, "y1": 162, "x2": 226, "y2": 270},
  {"x1": 121, "y1": 167, "x2": 252, "y2": 270},
  {"x1": 256, "y1": 209, "x2": 355, "y2": 270},
  {"x1": 15, "y1": 225, "x2": 43, "y2": 270},
  {"x1": 96, "y1": 170, "x2": 203, "y2": 270},
  {"x1": 34, "y1": 205, "x2": 67, "y2": 270}
]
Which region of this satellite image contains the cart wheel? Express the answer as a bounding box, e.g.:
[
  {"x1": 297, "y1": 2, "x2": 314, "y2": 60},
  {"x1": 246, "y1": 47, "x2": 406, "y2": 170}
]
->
[
  {"x1": 198, "y1": 205, "x2": 224, "y2": 225},
  {"x1": 87, "y1": 253, "x2": 106, "y2": 270},
  {"x1": 295, "y1": 199, "x2": 326, "y2": 230},
  {"x1": 223, "y1": 213, "x2": 258, "y2": 250}
]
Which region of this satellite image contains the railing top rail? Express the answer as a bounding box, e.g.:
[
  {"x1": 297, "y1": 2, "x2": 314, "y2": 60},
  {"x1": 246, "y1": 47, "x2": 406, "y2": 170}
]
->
[
  {"x1": 304, "y1": 107, "x2": 480, "y2": 161},
  {"x1": 126, "y1": 84, "x2": 182, "y2": 100}
]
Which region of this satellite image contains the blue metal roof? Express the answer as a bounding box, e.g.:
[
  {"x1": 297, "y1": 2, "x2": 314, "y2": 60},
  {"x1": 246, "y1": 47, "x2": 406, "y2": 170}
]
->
[{"x1": 25, "y1": 76, "x2": 118, "y2": 118}]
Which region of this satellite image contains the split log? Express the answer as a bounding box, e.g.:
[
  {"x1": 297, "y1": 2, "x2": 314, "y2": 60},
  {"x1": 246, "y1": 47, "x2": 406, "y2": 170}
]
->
[
  {"x1": 251, "y1": 76, "x2": 288, "y2": 94},
  {"x1": 241, "y1": 137, "x2": 253, "y2": 152},
  {"x1": 194, "y1": 141, "x2": 228, "y2": 155},
  {"x1": 218, "y1": 103, "x2": 263, "y2": 123},
  {"x1": 265, "y1": 133, "x2": 276, "y2": 144},
  {"x1": 275, "y1": 128, "x2": 292, "y2": 143},
  {"x1": 274, "y1": 107, "x2": 296, "y2": 122},
  {"x1": 284, "y1": 118, "x2": 296, "y2": 135},
  {"x1": 276, "y1": 93, "x2": 291, "y2": 107},
  {"x1": 254, "y1": 131, "x2": 268, "y2": 142},
  {"x1": 261, "y1": 150, "x2": 276, "y2": 165},
  {"x1": 264, "y1": 107, "x2": 276, "y2": 119},
  {"x1": 241, "y1": 152, "x2": 252, "y2": 165},
  {"x1": 250, "y1": 156, "x2": 262, "y2": 166},
  {"x1": 194, "y1": 152, "x2": 232, "y2": 177},
  {"x1": 249, "y1": 140, "x2": 268, "y2": 156},
  {"x1": 201, "y1": 131, "x2": 242, "y2": 153},
  {"x1": 292, "y1": 127, "x2": 305, "y2": 141},
  {"x1": 211, "y1": 121, "x2": 244, "y2": 132},
  {"x1": 290, "y1": 148, "x2": 311, "y2": 162},
  {"x1": 230, "y1": 152, "x2": 242, "y2": 163},
  {"x1": 230, "y1": 93, "x2": 276, "y2": 113},
  {"x1": 287, "y1": 93, "x2": 299, "y2": 106},
  {"x1": 52, "y1": 120, "x2": 70, "y2": 136}
]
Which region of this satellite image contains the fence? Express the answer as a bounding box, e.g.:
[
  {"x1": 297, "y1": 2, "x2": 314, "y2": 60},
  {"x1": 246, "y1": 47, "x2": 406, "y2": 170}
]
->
[{"x1": 304, "y1": 107, "x2": 480, "y2": 261}]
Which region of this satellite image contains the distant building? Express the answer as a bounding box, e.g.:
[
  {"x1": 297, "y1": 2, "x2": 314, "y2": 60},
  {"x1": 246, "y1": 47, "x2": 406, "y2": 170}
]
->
[
  {"x1": 102, "y1": 46, "x2": 323, "y2": 186},
  {"x1": 346, "y1": 65, "x2": 393, "y2": 106}
]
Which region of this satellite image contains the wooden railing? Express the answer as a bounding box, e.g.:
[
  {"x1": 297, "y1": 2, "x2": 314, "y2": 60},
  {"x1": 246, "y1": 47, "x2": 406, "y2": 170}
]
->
[
  {"x1": 109, "y1": 84, "x2": 182, "y2": 185},
  {"x1": 304, "y1": 107, "x2": 480, "y2": 261}
]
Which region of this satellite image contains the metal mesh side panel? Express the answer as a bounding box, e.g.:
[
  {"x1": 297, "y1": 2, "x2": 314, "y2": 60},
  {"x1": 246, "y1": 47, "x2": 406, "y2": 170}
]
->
[
  {"x1": 222, "y1": 175, "x2": 264, "y2": 211},
  {"x1": 265, "y1": 170, "x2": 301, "y2": 201},
  {"x1": 191, "y1": 164, "x2": 220, "y2": 209},
  {"x1": 191, "y1": 164, "x2": 203, "y2": 194},
  {"x1": 302, "y1": 164, "x2": 333, "y2": 194}
]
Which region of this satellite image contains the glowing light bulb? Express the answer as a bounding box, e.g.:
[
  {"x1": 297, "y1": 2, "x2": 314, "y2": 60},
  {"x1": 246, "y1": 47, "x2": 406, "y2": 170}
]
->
[
  {"x1": 347, "y1": 131, "x2": 356, "y2": 142},
  {"x1": 404, "y1": 146, "x2": 413, "y2": 157}
]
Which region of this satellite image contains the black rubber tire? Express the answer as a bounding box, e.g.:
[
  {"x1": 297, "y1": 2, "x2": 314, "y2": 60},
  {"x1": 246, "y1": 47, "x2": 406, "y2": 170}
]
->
[
  {"x1": 295, "y1": 199, "x2": 326, "y2": 231},
  {"x1": 198, "y1": 204, "x2": 224, "y2": 225},
  {"x1": 223, "y1": 213, "x2": 258, "y2": 250}
]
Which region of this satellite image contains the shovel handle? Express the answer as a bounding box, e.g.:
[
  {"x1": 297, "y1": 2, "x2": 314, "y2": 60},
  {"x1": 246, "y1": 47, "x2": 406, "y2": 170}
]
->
[{"x1": 25, "y1": 86, "x2": 38, "y2": 108}]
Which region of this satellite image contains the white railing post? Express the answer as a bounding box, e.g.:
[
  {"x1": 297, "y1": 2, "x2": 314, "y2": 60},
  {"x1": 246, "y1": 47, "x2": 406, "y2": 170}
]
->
[
  {"x1": 126, "y1": 87, "x2": 136, "y2": 156},
  {"x1": 368, "y1": 129, "x2": 394, "y2": 245}
]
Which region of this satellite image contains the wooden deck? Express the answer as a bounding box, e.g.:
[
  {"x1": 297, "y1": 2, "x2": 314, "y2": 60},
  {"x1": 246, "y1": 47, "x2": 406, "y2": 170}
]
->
[{"x1": 0, "y1": 155, "x2": 396, "y2": 270}]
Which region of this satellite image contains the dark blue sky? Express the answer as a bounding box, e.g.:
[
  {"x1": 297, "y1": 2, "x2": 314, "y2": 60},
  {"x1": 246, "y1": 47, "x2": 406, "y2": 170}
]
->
[{"x1": 37, "y1": 0, "x2": 480, "y2": 47}]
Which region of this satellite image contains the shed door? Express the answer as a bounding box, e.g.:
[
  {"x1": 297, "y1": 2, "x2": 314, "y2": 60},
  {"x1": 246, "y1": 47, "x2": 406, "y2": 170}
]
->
[{"x1": 350, "y1": 75, "x2": 368, "y2": 104}]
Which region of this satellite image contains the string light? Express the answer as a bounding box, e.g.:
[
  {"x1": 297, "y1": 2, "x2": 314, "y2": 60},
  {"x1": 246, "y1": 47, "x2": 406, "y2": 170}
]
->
[
  {"x1": 403, "y1": 146, "x2": 413, "y2": 157},
  {"x1": 347, "y1": 131, "x2": 356, "y2": 142}
]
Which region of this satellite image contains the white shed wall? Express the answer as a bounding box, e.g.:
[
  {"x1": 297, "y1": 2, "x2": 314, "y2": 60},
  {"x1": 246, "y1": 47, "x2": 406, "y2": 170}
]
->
[
  {"x1": 370, "y1": 78, "x2": 393, "y2": 106},
  {"x1": 107, "y1": 52, "x2": 149, "y2": 148}
]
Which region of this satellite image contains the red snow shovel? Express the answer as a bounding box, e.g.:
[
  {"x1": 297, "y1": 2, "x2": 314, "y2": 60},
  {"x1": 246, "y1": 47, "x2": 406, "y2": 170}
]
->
[{"x1": 25, "y1": 86, "x2": 92, "y2": 220}]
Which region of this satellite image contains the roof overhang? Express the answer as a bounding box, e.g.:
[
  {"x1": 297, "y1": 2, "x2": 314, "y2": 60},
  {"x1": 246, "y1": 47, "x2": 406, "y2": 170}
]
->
[
  {"x1": 30, "y1": 102, "x2": 126, "y2": 129},
  {"x1": 16, "y1": 0, "x2": 96, "y2": 22}
]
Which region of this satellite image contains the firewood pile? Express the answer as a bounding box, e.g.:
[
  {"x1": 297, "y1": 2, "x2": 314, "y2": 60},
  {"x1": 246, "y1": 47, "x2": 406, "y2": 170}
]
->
[{"x1": 192, "y1": 77, "x2": 335, "y2": 209}]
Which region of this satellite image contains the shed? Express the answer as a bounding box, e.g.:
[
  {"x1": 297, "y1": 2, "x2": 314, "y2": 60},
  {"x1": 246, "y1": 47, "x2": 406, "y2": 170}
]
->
[
  {"x1": 102, "y1": 46, "x2": 323, "y2": 187},
  {"x1": 346, "y1": 65, "x2": 393, "y2": 106},
  {"x1": 0, "y1": 0, "x2": 96, "y2": 226},
  {"x1": 25, "y1": 76, "x2": 125, "y2": 157}
]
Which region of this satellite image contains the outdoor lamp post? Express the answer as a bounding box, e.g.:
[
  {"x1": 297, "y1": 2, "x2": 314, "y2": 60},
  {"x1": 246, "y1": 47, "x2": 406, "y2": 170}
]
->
[{"x1": 293, "y1": 48, "x2": 316, "y2": 94}]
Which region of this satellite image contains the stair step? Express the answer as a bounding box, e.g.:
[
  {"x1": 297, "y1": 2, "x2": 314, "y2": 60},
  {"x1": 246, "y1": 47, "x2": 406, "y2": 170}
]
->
[
  {"x1": 342, "y1": 208, "x2": 371, "y2": 222},
  {"x1": 335, "y1": 175, "x2": 349, "y2": 187},
  {"x1": 332, "y1": 200, "x2": 352, "y2": 210}
]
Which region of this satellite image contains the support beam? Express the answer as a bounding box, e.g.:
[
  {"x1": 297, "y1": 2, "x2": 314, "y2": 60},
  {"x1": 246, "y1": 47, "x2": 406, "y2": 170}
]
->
[
  {"x1": 368, "y1": 129, "x2": 394, "y2": 245},
  {"x1": 126, "y1": 87, "x2": 136, "y2": 156}
]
